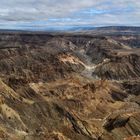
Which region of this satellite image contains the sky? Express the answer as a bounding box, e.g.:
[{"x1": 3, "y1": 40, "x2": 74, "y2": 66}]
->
[{"x1": 0, "y1": 0, "x2": 140, "y2": 30}]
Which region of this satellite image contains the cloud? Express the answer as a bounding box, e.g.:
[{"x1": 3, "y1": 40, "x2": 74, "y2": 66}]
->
[{"x1": 0, "y1": 0, "x2": 139, "y2": 29}]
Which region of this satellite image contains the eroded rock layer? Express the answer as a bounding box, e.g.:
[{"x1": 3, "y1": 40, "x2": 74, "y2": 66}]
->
[{"x1": 0, "y1": 32, "x2": 140, "y2": 140}]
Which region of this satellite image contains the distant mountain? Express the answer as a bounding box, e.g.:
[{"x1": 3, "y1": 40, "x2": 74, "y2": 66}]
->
[
  {"x1": 0, "y1": 26, "x2": 140, "y2": 35},
  {"x1": 71, "y1": 26, "x2": 140, "y2": 35},
  {"x1": 96, "y1": 26, "x2": 140, "y2": 31}
]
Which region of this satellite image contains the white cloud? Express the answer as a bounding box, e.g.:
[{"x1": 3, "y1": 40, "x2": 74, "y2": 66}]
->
[{"x1": 0, "y1": 0, "x2": 139, "y2": 27}]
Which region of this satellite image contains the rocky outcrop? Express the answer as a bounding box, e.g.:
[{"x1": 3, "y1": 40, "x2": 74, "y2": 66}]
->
[{"x1": 0, "y1": 32, "x2": 140, "y2": 140}]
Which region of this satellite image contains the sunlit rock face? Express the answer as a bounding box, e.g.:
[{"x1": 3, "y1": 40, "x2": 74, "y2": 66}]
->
[{"x1": 0, "y1": 29, "x2": 140, "y2": 140}]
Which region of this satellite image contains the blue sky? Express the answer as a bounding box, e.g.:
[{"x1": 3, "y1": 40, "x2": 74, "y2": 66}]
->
[{"x1": 0, "y1": 0, "x2": 140, "y2": 30}]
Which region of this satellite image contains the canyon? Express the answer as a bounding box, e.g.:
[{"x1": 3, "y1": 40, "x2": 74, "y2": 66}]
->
[{"x1": 0, "y1": 28, "x2": 140, "y2": 140}]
